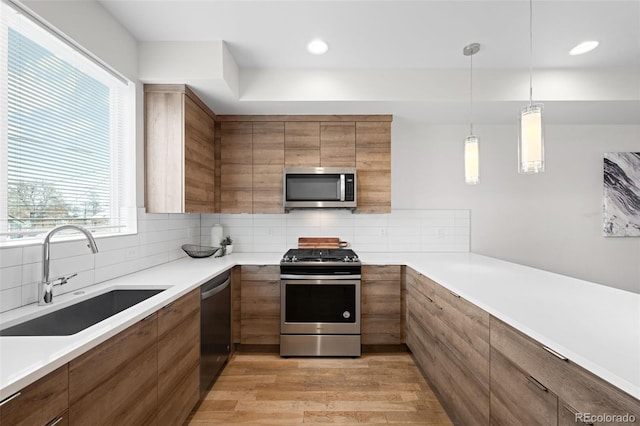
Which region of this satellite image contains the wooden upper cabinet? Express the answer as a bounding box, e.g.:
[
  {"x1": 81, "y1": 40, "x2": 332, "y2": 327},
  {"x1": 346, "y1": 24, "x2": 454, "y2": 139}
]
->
[
  {"x1": 221, "y1": 121, "x2": 253, "y2": 213},
  {"x1": 144, "y1": 84, "x2": 216, "y2": 213},
  {"x1": 253, "y1": 122, "x2": 285, "y2": 213},
  {"x1": 356, "y1": 121, "x2": 391, "y2": 213},
  {"x1": 218, "y1": 115, "x2": 392, "y2": 214},
  {"x1": 320, "y1": 122, "x2": 356, "y2": 167},
  {"x1": 285, "y1": 122, "x2": 320, "y2": 167}
]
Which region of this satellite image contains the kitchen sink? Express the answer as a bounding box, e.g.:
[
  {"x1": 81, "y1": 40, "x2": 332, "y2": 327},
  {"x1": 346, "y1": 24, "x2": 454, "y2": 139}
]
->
[{"x1": 0, "y1": 289, "x2": 165, "y2": 336}]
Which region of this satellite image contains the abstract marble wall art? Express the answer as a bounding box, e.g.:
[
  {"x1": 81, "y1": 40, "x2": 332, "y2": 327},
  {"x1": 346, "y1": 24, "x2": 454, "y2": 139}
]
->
[{"x1": 603, "y1": 152, "x2": 640, "y2": 237}]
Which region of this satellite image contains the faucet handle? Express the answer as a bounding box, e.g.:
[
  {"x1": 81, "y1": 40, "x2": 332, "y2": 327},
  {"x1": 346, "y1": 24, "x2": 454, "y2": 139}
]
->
[{"x1": 53, "y1": 273, "x2": 78, "y2": 287}]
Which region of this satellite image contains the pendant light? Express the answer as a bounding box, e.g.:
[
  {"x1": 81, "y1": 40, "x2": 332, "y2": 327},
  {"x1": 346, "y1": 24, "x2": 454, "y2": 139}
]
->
[
  {"x1": 464, "y1": 43, "x2": 480, "y2": 185},
  {"x1": 518, "y1": 0, "x2": 544, "y2": 173}
]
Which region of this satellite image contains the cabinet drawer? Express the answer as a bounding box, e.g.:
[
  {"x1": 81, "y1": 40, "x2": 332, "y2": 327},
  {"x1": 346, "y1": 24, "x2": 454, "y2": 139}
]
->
[
  {"x1": 158, "y1": 289, "x2": 199, "y2": 337},
  {"x1": 490, "y1": 316, "x2": 640, "y2": 423},
  {"x1": 0, "y1": 365, "x2": 68, "y2": 426},
  {"x1": 490, "y1": 347, "x2": 558, "y2": 426},
  {"x1": 240, "y1": 265, "x2": 279, "y2": 281},
  {"x1": 362, "y1": 265, "x2": 401, "y2": 281},
  {"x1": 405, "y1": 267, "x2": 436, "y2": 301}
]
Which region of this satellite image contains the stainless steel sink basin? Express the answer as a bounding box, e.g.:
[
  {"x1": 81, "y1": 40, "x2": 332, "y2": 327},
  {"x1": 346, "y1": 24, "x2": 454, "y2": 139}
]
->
[{"x1": 0, "y1": 289, "x2": 165, "y2": 336}]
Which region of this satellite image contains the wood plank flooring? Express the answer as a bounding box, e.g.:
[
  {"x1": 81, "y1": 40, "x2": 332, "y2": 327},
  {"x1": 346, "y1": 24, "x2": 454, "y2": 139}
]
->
[{"x1": 186, "y1": 352, "x2": 452, "y2": 425}]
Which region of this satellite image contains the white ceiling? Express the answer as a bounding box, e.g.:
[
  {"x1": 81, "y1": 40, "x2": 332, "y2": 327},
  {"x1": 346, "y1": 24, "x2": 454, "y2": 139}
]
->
[{"x1": 98, "y1": 0, "x2": 640, "y2": 123}]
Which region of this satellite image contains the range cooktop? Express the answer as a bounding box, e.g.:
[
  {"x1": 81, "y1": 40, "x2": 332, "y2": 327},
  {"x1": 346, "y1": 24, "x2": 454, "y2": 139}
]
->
[{"x1": 281, "y1": 248, "x2": 360, "y2": 264}]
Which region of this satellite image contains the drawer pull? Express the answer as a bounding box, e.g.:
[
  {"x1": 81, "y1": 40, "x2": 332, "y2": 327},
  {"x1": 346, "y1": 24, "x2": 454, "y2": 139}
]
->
[
  {"x1": 449, "y1": 291, "x2": 461, "y2": 298},
  {"x1": 47, "y1": 416, "x2": 64, "y2": 426},
  {"x1": 527, "y1": 375, "x2": 548, "y2": 392},
  {"x1": 141, "y1": 313, "x2": 155, "y2": 321},
  {"x1": 542, "y1": 345, "x2": 568, "y2": 361},
  {"x1": 425, "y1": 295, "x2": 434, "y2": 304},
  {"x1": 268, "y1": 280, "x2": 279, "y2": 285},
  {"x1": 163, "y1": 301, "x2": 175, "y2": 309},
  {"x1": 0, "y1": 391, "x2": 21, "y2": 407}
]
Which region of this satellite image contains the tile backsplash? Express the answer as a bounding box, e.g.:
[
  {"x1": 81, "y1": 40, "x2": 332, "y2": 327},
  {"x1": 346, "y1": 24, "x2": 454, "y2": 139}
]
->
[
  {"x1": 202, "y1": 209, "x2": 470, "y2": 254},
  {"x1": 0, "y1": 209, "x2": 200, "y2": 313},
  {"x1": 0, "y1": 208, "x2": 468, "y2": 313}
]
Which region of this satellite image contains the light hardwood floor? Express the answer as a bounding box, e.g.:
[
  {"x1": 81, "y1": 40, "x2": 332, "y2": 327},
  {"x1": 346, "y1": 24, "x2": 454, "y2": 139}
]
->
[{"x1": 186, "y1": 352, "x2": 452, "y2": 425}]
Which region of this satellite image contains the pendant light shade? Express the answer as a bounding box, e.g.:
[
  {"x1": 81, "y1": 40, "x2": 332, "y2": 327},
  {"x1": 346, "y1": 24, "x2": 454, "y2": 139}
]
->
[
  {"x1": 518, "y1": 104, "x2": 544, "y2": 173},
  {"x1": 463, "y1": 42, "x2": 480, "y2": 185},
  {"x1": 519, "y1": 0, "x2": 544, "y2": 174},
  {"x1": 465, "y1": 135, "x2": 480, "y2": 184}
]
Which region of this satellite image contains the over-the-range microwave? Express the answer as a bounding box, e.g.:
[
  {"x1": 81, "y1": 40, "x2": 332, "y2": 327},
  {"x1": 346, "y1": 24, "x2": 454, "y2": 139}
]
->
[{"x1": 283, "y1": 167, "x2": 356, "y2": 211}]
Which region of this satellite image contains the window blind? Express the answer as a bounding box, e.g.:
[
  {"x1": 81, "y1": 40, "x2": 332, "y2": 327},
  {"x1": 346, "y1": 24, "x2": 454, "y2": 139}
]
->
[{"x1": 0, "y1": 0, "x2": 135, "y2": 242}]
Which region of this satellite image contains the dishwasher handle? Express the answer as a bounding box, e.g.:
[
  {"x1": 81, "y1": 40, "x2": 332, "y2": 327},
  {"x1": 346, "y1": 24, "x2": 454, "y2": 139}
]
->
[{"x1": 201, "y1": 276, "x2": 231, "y2": 300}]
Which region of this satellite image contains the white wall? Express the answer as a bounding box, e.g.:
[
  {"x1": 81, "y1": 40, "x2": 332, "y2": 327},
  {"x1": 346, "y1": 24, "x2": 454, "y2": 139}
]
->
[{"x1": 393, "y1": 119, "x2": 640, "y2": 293}]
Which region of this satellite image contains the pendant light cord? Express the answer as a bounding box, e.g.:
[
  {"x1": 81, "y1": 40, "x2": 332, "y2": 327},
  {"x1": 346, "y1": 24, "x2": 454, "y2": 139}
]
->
[
  {"x1": 469, "y1": 52, "x2": 474, "y2": 135},
  {"x1": 529, "y1": 0, "x2": 533, "y2": 106}
]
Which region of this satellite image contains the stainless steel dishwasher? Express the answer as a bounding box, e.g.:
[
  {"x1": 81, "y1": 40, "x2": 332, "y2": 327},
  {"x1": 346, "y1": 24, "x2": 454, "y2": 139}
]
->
[{"x1": 200, "y1": 270, "x2": 231, "y2": 397}]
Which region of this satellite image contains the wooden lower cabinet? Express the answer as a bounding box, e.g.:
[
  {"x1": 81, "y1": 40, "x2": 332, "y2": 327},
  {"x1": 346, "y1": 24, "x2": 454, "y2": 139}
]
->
[
  {"x1": 361, "y1": 265, "x2": 401, "y2": 345},
  {"x1": 490, "y1": 316, "x2": 640, "y2": 426},
  {"x1": 490, "y1": 347, "x2": 558, "y2": 426},
  {"x1": 69, "y1": 315, "x2": 158, "y2": 425},
  {"x1": 157, "y1": 289, "x2": 200, "y2": 425},
  {"x1": 405, "y1": 274, "x2": 640, "y2": 426},
  {"x1": 404, "y1": 266, "x2": 490, "y2": 425},
  {"x1": 0, "y1": 365, "x2": 68, "y2": 426},
  {"x1": 240, "y1": 265, "x2": 280, "y2": 344}
]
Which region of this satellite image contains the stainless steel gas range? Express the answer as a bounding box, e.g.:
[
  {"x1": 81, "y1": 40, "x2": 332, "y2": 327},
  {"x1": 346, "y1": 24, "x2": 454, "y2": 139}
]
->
[{"x1": 280, "y1": 248, "x2": 361, "y2": 357}]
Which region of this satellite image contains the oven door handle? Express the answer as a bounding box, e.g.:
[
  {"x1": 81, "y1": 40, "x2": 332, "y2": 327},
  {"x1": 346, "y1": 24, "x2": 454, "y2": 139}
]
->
[{"x1": 280, "y1": 274, "x2": 361, "y2": 280}]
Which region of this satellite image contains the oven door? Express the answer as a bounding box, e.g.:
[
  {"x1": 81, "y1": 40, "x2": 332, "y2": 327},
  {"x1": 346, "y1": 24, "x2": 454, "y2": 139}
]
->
[{"x1": 280, "y1": 279, "x2": 360, "y2": 335}]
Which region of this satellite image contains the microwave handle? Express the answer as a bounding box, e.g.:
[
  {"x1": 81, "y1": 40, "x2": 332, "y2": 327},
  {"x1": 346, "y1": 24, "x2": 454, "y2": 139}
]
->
[{"x1": 340, "y1": 174, "x2": 345, "y2": 201}]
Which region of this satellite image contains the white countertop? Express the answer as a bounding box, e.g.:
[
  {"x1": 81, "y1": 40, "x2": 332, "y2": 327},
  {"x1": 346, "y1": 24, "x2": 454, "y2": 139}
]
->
[{"x1": 1, "y1": 252, "x2": 638, "y2": 402}]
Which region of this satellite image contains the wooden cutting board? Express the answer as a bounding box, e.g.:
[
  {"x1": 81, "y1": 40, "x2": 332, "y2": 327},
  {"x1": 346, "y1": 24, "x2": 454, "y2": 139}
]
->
[{"x1": 298, "y1": 237, "x2": 344, "y2": 249}]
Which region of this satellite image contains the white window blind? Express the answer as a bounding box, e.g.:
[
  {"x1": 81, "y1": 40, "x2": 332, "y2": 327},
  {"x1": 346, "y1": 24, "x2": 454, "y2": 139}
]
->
[{"x1": 0, "y1": 0, "x2": 136, "y2": 242}]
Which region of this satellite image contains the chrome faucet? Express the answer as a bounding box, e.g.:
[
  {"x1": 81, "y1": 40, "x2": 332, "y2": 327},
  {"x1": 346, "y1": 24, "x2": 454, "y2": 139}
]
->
[{"x1": 39, "y1": 225, "x2": 99, "y2": 305}]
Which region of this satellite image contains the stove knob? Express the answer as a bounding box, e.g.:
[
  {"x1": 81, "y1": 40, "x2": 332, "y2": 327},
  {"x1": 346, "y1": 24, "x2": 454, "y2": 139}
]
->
[
  {"x1": 283, "y1": 256, "x2": 290, "y2": 262},
  {"x1": 343, "y1": 256, "x2": 350, "y2": 262},
  {"x1": 291, "y1": 255, "x2": 298, "y2": 262},
  {"x1": 351, "y1": 256, "x2": 359, "y2": 262}
]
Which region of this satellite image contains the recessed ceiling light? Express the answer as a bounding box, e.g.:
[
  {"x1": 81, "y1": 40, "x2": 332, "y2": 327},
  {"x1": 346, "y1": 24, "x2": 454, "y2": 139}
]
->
[
  {"x1": 307, "y1": 39, "x2": 329, "y2": 55},
  {"x1": 569, "y1": 41, "x2": 599, "y2": 56}
]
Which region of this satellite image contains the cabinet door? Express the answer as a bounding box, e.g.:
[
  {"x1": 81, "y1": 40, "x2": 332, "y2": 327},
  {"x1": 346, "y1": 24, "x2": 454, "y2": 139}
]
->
[
  {"x1": 406, "y1": 290, "x2": 440, "y2": 381},
  {"x1": 253, "y1": 122, "x2": 285, "y2": 213},
  {"x1": 491, "y1": 347, "x2": 558, "y2": 426},
  {"x1": 144, "y1": 90, "x2": 184, "y2": 213},
  {"x1": 284, "y1": 122, "x2": 320, "y2": 167},
  {"x1": 184, "y1": 94, "x2": 216, "y2": 213},
  {"x1": 355, "y1": 121, "x2": 391, "y2": 213},
  {"x1": 320, "y1": 122, "x2": 355, "y2": 167},
  {"x1": 240, "y1": 265, "x2": 280, "y2": 344},
  {"x1": 0, "y1": 365, "x2": 68, "y2": 426},
  {"x1": 361, "y1": 265, "x2": 401, "y2": 344},
  {"x1": 221, "y1": 121, "x2": 253, "y2": 213},
  {"x1": 434, "y1": 284, "x2": 490, "y2": 425},
  {"x1": 158, "y1": 289, "x2": 200, "y2": 425},
  {"x1": 69, "y1": 315, "x2": 158, "y2": 425}
]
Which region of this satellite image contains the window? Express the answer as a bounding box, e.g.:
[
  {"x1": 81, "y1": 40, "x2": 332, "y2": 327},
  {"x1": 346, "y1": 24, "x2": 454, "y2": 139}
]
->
[{"x1": 0, "y1": 0, "x2": 135, "y2": 243}]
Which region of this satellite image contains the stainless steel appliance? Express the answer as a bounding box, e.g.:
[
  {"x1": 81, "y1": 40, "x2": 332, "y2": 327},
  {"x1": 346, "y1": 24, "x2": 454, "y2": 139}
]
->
[
  {"x1": 200, "y1": 270, "x2": 231, "y2": 397},
  {"x1": 283, "y1": 167, "x2": 356, "y2": 211},
  {"x1": 280, "y1": 248, "x2": 361, "y2": 357}
]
